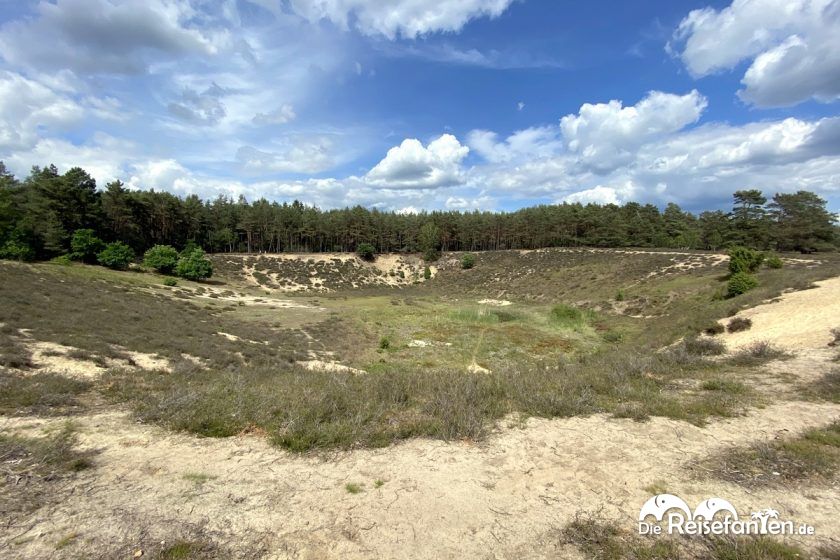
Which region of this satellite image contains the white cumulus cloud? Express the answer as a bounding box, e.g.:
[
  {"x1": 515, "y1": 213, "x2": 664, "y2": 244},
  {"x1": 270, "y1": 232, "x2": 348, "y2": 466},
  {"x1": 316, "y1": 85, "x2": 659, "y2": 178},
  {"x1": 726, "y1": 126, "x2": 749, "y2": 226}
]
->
[
  {"x1": 365, "y1": 134, "x2": 469, "y2": 189},
  {"x1": 559, "y1": 90, "x2": 707, "y2": 173},
  {"x1": 671, "y1": 0, "x2": 840, "y2": 107}
]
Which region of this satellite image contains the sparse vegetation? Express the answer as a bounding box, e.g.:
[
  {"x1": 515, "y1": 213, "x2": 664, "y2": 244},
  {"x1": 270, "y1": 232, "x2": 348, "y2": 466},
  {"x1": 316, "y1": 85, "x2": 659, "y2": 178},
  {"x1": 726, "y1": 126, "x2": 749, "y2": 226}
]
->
[
  {"x1": 682, "y1": 336, "x2": 726, "y2": 356},
  {"x1": 704, "y1": 323, "x2": 725, "y2": 335},
  {"x1": 728, "y1": 341, "x2": 789, "y2": 366},
  {"x1": 0, "y1": 369, "x2": 91, "y2": 416},
  {"x1": 345, "y1": 482, "x2": 364, "y2": 494},
  {"x1": 561, "y1": 513, "x2": 811, "y2": 560},
  {"x1": 701, "y1": 421, "x2": 840, "y2": 486},
  {"x1": 727, "y1": 317, "x2": 752, "y2": 332},
  {"x1": 0, "y1": 423, "x2": 96, "y2": 516}
]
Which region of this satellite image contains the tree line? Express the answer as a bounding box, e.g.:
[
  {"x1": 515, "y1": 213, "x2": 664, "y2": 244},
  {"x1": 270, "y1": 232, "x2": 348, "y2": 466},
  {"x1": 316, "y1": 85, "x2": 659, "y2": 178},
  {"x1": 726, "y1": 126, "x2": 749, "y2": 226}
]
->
[{"x1": 0, "y1": 163, "x2": 837, "y2": 261}]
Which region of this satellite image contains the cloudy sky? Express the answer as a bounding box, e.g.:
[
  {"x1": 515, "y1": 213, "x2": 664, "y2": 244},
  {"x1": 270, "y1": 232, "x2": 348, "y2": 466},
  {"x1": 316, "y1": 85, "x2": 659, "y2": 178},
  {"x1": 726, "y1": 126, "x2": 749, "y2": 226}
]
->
[{"x1": 1, "y1": 0, "x2": 839, "y2": 212}]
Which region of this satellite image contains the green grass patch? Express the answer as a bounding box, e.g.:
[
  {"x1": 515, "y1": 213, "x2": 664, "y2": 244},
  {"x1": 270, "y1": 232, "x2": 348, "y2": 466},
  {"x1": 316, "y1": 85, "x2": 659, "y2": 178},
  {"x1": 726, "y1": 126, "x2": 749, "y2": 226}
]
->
[{"x1": 345, "y1": 482, "x2": 364, "y2": 494}]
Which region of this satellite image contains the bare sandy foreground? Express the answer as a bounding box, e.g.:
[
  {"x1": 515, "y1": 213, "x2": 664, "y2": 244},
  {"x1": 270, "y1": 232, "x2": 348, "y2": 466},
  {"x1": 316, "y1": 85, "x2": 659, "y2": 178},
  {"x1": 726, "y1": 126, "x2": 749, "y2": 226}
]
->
[
  {"x1": 4, "y1": 400, "x2": 840, "y2": 559},
  {"x1": 3, "y1": 275, "x2": 840, "y2": 559}
]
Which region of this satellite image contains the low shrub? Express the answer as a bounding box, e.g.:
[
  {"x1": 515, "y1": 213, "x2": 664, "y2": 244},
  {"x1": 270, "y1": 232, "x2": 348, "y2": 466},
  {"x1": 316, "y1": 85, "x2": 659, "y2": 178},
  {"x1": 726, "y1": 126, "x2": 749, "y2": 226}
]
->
[
  {"x1": 0, "y1": 238, "x2": 35, "y2": 261},
  {"x1": 683, "y1": 336, "x2": 726, "y2": 356},
  {"x1": 704, "y1": 323, "x2": 725, "y2": 336},
  {"x1": 176, "y1": 248, "x2": 213, "y2": 280},
  {"x1": 97, "y1": 242, "x2": 135, "y2": 270},
  {"x1": 727, "y1": 317, "x2": 752, "y2": 332},
  {"x1": 69, "y1": 229, "x2": 104, "y2": 263},
  {"x1": 460, "y1": 253, "x2": 476, "y2": 269},
  {"x1": 729, "y1": 341, "x2": 789, "y2": 366},
  {"x1": 727, "y1": 272, "x2": 758, "y2": 298},
  {"x1": 163, "y1": 277, "x2": 178, "y2": 287},
  {"x1": 423, "y1": 266, "x2": 432, "y2": 280},
  {"x1": 765, "y1": 255, "x2": 783, "y2": 269},
  {"x1": 356, "y1": 243, "x2": 376, "y2": 262},
  {"x1": 144, "y1": 244, "x2": 180, "y2": 274},
  {"x1": 728, "y1": 246, "x2": 765, "y2": 274}
]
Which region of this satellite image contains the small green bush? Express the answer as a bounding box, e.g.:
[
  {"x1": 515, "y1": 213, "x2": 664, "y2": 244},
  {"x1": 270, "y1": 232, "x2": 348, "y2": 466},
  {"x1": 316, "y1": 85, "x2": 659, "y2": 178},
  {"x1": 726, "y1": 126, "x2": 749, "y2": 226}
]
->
[
  {"x1": 423, "y1": 266, "x2": 432, "y2": 280},
  {"x1": 163, "y1": 277, "x2": 178, "y2": 287},
  {"x1": 0, "y1": 238, "x2": 35, "y2": 261},
  {"x1": 69, "y1": 229, "x2": 104, "y2": 263},
  {"x1": 175, "y1": 248, "x2": 213, "y2": 280},
  {"x1": 356, "y1": 243, "x2": 376, "y2": 262},
  {"x1": 727, "y1": 272, "x2": 758, "y2": 298},
  {"x1": 766, "y1": 255, "x2": 783, "y2": 269},
  {"x1": 727, "y1": 317, "x2": 753, "y2": 333},
  {"x1": 728, "y1": 246, "x2": 765, "y2": 274},
  {"x1": 379, "y1": 336, "x2": 391, "y2": 350},
  {"x1": 615, "y1": 290, "x2": 625, "y2": 302},
  {"x1": 97, "y1": 242, "x2": 135, "y2": 270},
  {"x1": 144, "y1": 244, "x2": 180, "y2": 274},
  {"x1": 460, "y1": 253, "x2": 476, "y2": 269}
]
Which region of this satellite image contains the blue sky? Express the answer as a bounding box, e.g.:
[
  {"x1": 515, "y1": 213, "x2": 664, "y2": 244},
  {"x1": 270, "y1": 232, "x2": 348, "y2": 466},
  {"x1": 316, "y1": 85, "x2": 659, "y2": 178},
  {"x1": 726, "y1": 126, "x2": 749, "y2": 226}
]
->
[{"x1": 0, "y1": 0, "x2": 838, "y2": 213}]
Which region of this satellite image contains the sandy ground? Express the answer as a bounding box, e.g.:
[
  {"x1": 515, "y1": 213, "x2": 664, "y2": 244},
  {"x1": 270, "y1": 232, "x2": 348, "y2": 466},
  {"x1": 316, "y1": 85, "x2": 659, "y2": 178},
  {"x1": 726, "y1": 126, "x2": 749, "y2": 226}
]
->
[
  {"x1": 3, "y1": 275, "x2": 840, "y2": 558},
  {"x1": 719, "y1": 276, "x2": 840, "y2": 351},
  {"x1": 3, "y1": 400, "x2": 839, "y2": 559}
]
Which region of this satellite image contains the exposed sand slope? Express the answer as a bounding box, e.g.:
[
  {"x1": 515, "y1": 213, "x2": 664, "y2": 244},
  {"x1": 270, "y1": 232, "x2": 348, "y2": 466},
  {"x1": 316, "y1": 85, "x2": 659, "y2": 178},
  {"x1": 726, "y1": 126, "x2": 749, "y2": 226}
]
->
[{"x1": 720, "y1": 276, "x2": 840, "y2": 351}]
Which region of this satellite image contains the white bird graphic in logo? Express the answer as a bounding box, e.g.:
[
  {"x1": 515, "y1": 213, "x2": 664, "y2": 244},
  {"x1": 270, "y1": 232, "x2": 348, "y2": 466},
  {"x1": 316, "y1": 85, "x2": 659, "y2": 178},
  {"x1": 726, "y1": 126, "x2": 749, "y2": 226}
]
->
[
  {"x1": 638, "y1": 494, "x2": 692, "y2": 522},
  {"x1": 693, "y1": 498, "x2": 739, "y2": 521}
]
